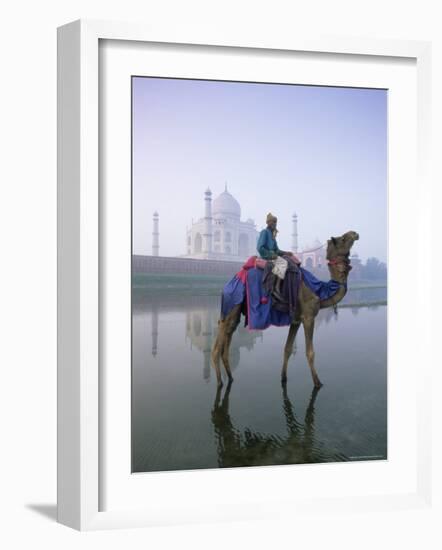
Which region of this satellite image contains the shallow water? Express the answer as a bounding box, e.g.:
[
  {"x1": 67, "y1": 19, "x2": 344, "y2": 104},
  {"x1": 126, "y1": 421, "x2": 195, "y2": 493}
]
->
[{"x1": 132, "y1": 291, "x2": 387, "y2": 472}]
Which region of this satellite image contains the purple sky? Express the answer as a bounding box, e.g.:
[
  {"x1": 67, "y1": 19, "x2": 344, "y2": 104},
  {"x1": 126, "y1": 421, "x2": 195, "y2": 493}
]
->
[{"x1": 132, "y1": 77, "x2": 387, "y2": 263}]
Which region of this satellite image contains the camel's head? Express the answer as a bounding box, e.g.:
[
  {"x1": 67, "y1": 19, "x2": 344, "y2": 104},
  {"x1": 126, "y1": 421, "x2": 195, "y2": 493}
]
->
[{"x1": 326, "y1": 231, "x2": 359, "y2": 271}]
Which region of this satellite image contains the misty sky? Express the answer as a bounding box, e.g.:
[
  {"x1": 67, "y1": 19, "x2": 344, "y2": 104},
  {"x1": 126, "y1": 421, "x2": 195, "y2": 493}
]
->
[{"x1": 132, "y1": 77, "x2": 387, "y2": 263}]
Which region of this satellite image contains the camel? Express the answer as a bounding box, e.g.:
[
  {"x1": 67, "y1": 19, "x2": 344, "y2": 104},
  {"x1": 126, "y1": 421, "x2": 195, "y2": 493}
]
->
[{"x1": 211, "y1": 230, "x2": 359, "y2": 388}]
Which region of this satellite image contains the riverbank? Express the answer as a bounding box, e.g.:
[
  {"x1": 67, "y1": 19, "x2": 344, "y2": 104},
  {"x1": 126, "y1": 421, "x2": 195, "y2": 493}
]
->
[{"x1": 132, "y1": 272, "x2": 387, "y2": 307}]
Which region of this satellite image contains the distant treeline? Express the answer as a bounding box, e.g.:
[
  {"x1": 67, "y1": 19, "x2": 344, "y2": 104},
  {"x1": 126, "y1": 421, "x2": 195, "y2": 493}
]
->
[{"x1": 359, "y1": 257, "x2": 388, "y2": 280}]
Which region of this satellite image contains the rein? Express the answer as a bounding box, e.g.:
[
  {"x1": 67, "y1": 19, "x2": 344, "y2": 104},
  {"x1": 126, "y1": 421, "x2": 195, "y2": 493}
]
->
[{"x1": 302, "y1": 242, "x2": 327, "y2": 253}]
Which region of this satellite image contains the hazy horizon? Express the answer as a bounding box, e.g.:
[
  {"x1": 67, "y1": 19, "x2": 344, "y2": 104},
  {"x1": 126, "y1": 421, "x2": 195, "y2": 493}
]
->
[{"x1": 132, "y1": 77, "x2": 387, "y2": 263}]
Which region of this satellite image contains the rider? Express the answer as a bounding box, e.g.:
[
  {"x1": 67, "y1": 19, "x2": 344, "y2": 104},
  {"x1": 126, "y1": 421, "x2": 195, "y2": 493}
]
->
[
  {"x1": 257, "y1": 213, "x2": 300, "y2": 262},
  {"x1": 257, "y1": 213, "x2": 301, "y2": 299}
]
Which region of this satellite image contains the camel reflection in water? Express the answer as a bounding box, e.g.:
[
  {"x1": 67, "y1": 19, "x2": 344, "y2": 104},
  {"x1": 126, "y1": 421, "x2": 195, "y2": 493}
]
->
[{"x1": 212, "y1": 383, "x2": 348, "y2": 467}]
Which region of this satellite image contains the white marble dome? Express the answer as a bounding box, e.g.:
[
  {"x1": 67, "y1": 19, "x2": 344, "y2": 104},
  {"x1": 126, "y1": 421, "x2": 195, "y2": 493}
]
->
[
  {"x1": 185, "y1": 186, "x2": 258, "y2": 261},
  {"x1": 212, "y1": 189, "x2": 241, "y2": 219}
]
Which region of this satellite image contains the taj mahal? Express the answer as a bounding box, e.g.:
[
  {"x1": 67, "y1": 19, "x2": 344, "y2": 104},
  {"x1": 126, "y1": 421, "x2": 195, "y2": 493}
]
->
[
  {"x1": 151, "y1": 186, "x2": 329, "y2": 268},
  {"x1": 184, "y1": 185, "x2": 258, "y2": 261}
]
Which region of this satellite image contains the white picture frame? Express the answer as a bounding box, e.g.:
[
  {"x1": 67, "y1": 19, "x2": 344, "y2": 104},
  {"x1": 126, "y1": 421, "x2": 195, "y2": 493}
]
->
[{"x1": 57, "y1": 19, "x2": 433, "y2": 531}]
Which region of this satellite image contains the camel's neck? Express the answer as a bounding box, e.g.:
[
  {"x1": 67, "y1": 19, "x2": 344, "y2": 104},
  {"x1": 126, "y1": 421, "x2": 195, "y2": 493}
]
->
[{"x1": 319, "y1": 261, "x2": 349, "y2": 309}]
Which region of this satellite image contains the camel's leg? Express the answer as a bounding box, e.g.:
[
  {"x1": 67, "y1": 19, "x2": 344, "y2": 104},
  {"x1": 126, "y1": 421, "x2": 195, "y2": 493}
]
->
[
  {"x1": 221, "y1": 305, "x2": 241, "y2": 382},
  {"x1": 211, "y1": 322, "x2": 226, "y2": 388},
  {"x1": 212, "y1": 304, "x2": 241, "y2": 387},
  {"x1": 221, "y1": 332, "x2": 235, "y2": 381},
  {"x1": 281, "y1": 321, "x2": 301, "y2": 384},
  {"x1": 303, "y1": 317, "x2": 323, "y2": 388}
]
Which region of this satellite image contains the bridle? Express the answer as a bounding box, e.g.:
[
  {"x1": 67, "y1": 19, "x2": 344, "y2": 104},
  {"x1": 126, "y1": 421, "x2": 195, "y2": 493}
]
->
[
  {"x1": 327, "y1": 254, "x2": 352, "y2": 273},
  {"x1": 301, "y1": 237, "x2": 356, "y2": 276}
]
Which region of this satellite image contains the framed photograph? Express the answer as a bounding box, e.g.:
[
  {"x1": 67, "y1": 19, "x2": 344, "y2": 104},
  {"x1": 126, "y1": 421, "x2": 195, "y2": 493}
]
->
[{"x1": 57, "y1": 20, "x2": 433, "y2": 530}]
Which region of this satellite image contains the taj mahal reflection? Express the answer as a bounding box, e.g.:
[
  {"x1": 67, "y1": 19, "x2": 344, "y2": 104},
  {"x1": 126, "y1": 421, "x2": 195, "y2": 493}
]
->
[
  {"x1": 140, "y1": 296, "x2": 262, "y2": 381},
  {"x1": 185, "y1": 308, "x2": 262, "y2": 382}
]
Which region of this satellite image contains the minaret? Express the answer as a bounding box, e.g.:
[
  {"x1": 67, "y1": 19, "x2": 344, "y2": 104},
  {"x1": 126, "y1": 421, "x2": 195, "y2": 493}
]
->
[
  {"x1": 291, "y1": 212, "x2": 298, "y2": 253},
  {"x1": 152, "y1": 211, "x2": 159, "y2": 256},
  {"x1": 203, "y1": 188, "x2": 212, "y2": 257}
]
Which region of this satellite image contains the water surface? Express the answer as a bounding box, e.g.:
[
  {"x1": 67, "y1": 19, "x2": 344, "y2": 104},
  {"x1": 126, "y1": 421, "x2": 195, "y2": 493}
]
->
[{"x1": 132, "y1": 290, "x2": 387, "y2": 472}]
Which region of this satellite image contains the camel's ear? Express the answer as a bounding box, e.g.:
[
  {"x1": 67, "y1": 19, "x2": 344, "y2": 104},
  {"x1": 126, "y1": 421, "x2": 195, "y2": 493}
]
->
[{"x1": 331, "y1": 236, "x2": 337, "y2": 246}]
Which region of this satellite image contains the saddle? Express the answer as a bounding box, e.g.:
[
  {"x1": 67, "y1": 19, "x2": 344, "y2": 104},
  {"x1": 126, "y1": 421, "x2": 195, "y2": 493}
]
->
[{"x1": 261, "y1": 256, "x2": 301, "y2": 316}]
